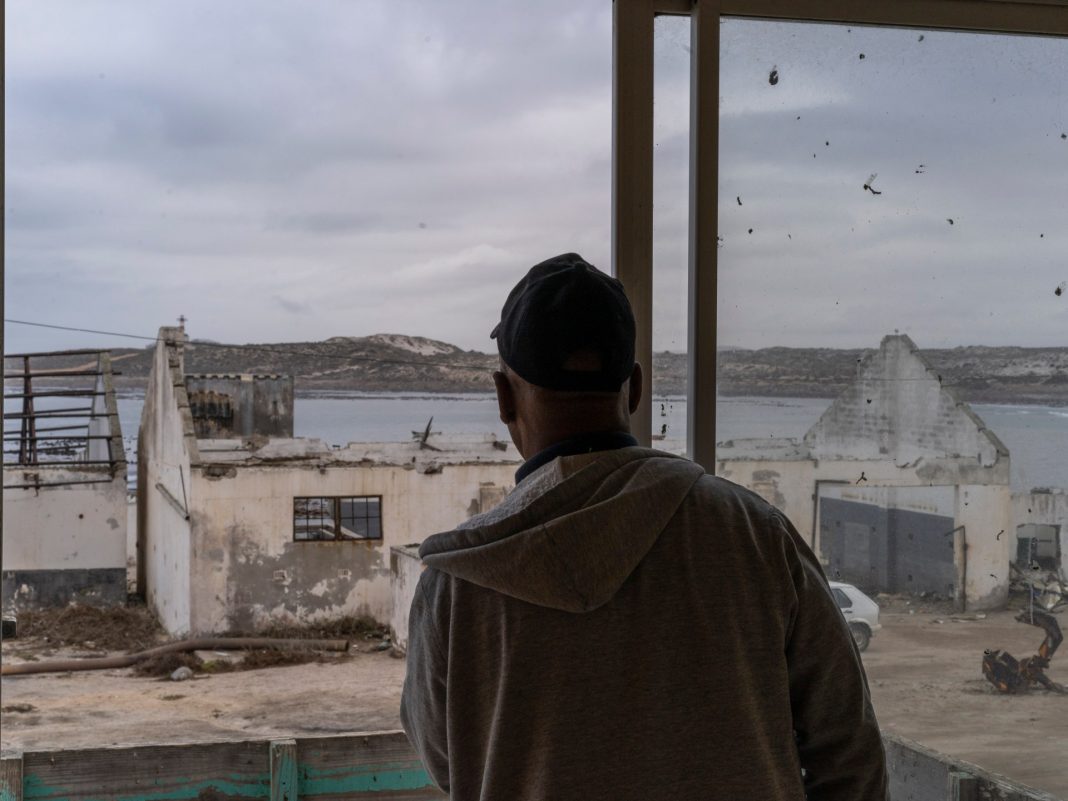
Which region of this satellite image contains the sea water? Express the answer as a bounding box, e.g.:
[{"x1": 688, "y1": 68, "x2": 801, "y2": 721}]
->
[{"x1": 7, "y1": 392, "x2": 1066, "y2": 492}]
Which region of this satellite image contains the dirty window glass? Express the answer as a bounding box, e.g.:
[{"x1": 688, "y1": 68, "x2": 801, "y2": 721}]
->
[{"x1": 713, "y1": 20, "x2": 1067, "y2": 791}]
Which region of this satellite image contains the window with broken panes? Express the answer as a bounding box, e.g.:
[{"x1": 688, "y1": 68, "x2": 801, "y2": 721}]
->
[{"x1": 293, "y1": 496, "x2": 382, "y2": 541}]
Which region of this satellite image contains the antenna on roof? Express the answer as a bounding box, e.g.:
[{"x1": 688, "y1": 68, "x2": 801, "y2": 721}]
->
[
  {"x1": 178, "y1": 315, "x2": 187, "y2": 331},
  {"x1": 413, "y1": 417, "x2": 441, "y2": 451}
]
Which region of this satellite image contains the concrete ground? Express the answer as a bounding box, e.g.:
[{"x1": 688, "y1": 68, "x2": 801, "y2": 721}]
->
[{"x1": 2, "y1": 609, "x2": 1066, "y2": 797}]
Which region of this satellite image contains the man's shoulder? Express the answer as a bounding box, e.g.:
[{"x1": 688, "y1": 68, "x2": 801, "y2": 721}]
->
[{"x1": 686, "y1": 470, "x2": 781, "y2": 517}]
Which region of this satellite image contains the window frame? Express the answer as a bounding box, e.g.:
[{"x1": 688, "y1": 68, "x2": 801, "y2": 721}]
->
[
  {"x1": 612, "y1": 0, "x2": 1068, "y2": 469},
  {"x1": 293, "y1": 495, "x2": 383, "y2": 542}
]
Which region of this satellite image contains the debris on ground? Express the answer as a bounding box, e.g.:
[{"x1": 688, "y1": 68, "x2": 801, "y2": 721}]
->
[
  {"x1": 133, "y1": 652, "x2": 203, "y2": 678},
  {"x1": 257, "y1": 615, "x2": 386, "y2": 642},
  {"x1": 15, "y1": 603, "x2": 164, "y2": 652},
  {"x1": 170, "y1": 666, "x2": 195, "y2": 682},
  {"x1": 982, "y1": 608, "x2": 1065, "y2": 694},
  {"x1": 2, "y1": 703, "x2": 37, "y2": 714}
]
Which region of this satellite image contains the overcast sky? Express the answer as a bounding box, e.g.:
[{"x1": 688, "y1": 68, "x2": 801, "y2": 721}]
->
[{"x1": 5, "y1": 2, "x2": 1067, "y2": 354}]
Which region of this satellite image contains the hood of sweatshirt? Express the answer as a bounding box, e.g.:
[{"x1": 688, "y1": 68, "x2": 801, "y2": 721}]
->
[{"x1": 419, "y1": 447, "x2": 705, "y2": 613}]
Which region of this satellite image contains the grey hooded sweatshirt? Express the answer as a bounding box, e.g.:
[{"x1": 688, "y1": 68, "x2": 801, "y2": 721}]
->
[{"x1": 401, "y1": 446, "x2": 887, "y2": 801}]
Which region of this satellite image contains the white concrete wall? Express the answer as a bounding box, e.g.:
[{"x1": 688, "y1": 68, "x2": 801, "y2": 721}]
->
[
  {"x1": 1012, "y1": 489, "x2": 1068, "y2": 578},
  {"x1": 390, "y1": 544, "x2": 424, "y2": 653},
  {"x1": 186, "y1": 460, "x2": 515, "y2": 634},
  {"x1": 138, "y1": 329, "x2": 197, "y2": 635},
  {"x1": 2, "y1": 469, "x2": 127, "y2": 571}
]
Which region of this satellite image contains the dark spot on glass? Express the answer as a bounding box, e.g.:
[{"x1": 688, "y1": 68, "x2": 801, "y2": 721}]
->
[
  {"x1": 866, "y1": 398, "x2": 872, "y2": 404},
  {"x1": 418, "y1": 222, "x2": 427, "y2": 229},
  {"x1": 787, "y1": 234, "x2": 792, "y2": 239},
  {"x1": 946, "y1": 218, "x2": 954, "y2": 225},
  {"x1": 1040, "y1": 233, "x2": 1044, "y2": 238},
  {"x1": 863, "y1": 173, "x2": 881, "y2": 195},
  {"x1": 1055, "y1": 283, "x2": 1065, "y2": 297},
  {"x1": 918, "y1": 34, "x2": 925, "y2": 42},
  {"x1": 1062, "y1": 133, "x2": 1067, "y2": 139},
  {"x1": 796, "y1": 115, "x2": 801, "y2": 121},
  {"x1": 825, "y1": 141, "x2": 830, "y2": 146},
  {"x1": 736, "y1": 196, "x2": 742, "y2": 206},
  {"x1": 769, "y1": 67, "x2": 779, "y2": 86},
  {"x1": 748, "y1": 228, "x2": 753, "y2": 234},
  {"x1": 859, "y1": 53, "x2": 865, "y2": 59}
]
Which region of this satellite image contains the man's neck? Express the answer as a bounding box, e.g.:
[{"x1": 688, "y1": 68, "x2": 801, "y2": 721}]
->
[{"x1": 514, "y1": 430, "x2": 638, "y2": 484}]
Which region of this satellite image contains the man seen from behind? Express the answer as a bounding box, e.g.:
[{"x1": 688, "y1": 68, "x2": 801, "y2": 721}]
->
[{"x1": 401, "y1": 252, "x2": 888, "y2": 800}]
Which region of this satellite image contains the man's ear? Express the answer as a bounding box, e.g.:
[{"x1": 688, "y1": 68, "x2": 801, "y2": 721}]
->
[
  {"x1": 492, "y1": 370, "x2": 516, "y2": 424},
  {"x1": 627, "y1": 363, "x2": 643, "y2": 415}
]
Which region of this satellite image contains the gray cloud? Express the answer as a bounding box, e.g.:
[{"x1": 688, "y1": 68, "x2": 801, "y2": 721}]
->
[{"x1": 4, "y1": 4, "x2": 1067, "y2": 357}]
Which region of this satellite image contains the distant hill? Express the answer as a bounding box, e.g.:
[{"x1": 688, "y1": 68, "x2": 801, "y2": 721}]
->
[
  {"x1": 654, "y1": 346, "x2": 1068, "y2": 404},
  {"x1": 10, "y1": 334, "x2": 1068, "y2": 405}
]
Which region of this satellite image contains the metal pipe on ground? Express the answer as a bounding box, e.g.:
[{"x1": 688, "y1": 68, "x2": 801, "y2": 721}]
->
[{"x1": 0, "y1": 637, "x2": 350, "y2": 676}]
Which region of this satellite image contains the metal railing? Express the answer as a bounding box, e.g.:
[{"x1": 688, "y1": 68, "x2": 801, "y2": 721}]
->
[{"x1": 3, "y1": 349, "x2": 126, "y2": 489}]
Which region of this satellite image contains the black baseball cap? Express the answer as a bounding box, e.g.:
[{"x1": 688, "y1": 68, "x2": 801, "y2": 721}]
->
[{"x1": 490, "y1": 253, "x2": 636, "y2": 392}]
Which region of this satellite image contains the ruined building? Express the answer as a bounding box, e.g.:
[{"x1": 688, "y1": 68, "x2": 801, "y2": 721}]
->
[
  {"x1": 718, "y1": 334, "x2": 1013, "y2": 610},
  {"x1": 137, "y1": 327, "x2": 519, "y2": 635},
  {"x1": 2, "y1": 350, "x2": 128, "y2": 611}
]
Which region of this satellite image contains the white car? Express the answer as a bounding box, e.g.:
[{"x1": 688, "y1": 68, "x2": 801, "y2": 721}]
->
[{"x1": 829, "y1": 581, "x2": 882, "y2": 652}]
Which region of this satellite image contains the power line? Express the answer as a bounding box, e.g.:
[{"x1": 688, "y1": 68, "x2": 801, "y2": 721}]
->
[{"x1": 3, "y1": 318, "x2": 496, "y2": 373}]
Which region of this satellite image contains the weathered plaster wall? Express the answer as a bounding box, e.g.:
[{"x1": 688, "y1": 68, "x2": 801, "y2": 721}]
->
[
  {"x1": 955, "y1": 483, "x2": 1012, "y2": 608},
  {"x1": 2, "y1": 469, "x2": 128, "y2": 609},
  {"x1": 1012, "y1": 489, "x2": 1068, "y2": 577},
  {"x1": 390, "y1": 544, "x2": 423, "y2": 653},
  {"x1": 138, "y1": 328, "x2": 198, "y2": 635},
  {"x1": 186, "y1": 461, "x2": 515, "y2": 634},
  {"x1": 3, "y1": 470, "x2": 127, "y2": 571}
]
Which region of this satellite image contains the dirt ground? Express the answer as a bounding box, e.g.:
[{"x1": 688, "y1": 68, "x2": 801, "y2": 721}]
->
[
  {"x1": 864, "y1": 608, "x2": 1068, "y2": 799},
  {"x1": 2, "y1": 609, "x2": 1066, "y2": 798}
]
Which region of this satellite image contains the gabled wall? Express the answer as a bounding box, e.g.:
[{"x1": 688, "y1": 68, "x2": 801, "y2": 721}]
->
[
  {"x1": 804, "y1": 335, "x2": 1007, "y2": 469},
  {"x1": 718, "y1": 335, "x2": 1012, "y2": 610},
  {"x1": 137, "y1": 328, "x2": 199, "y2": 635}
]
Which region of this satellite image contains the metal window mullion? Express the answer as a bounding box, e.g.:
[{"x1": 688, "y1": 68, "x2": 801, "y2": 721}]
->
[
  {"x1": 687, "y1": 0, "x2": 720, "y2": 470},
  {"x1": 613, "y1": 0, "x2": 656, "y2": 447}
]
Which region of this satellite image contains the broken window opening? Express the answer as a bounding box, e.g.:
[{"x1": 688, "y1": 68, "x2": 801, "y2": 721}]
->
[{"x1": 293, "y1": 495, "x2": 382, "y2": 542}]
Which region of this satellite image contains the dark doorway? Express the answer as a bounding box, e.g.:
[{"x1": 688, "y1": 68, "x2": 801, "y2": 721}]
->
[{"x1": 820, "y1": 495, "x2": 957, "y2": 597}]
